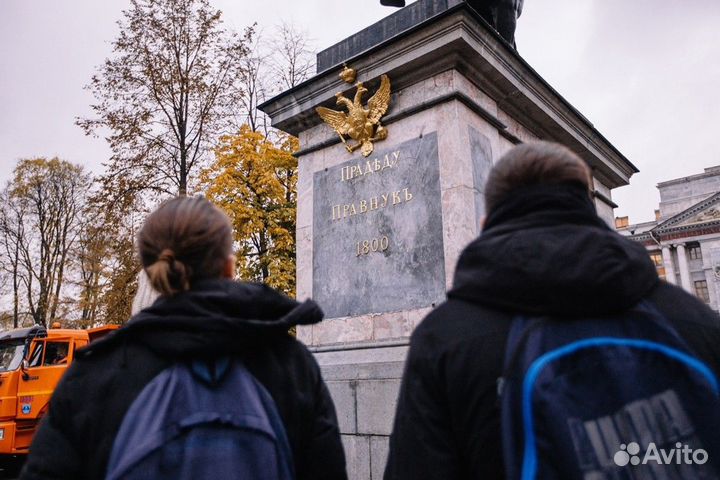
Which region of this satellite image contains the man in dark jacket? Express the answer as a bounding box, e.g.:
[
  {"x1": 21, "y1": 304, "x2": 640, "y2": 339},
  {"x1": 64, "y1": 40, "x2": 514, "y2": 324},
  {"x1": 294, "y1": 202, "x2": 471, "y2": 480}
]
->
[
  {"x1": 384, "y1": 141, "x2": 720, "y2": 479},
  {"x1": 21, "y1": 279, "x2": 346, "y2": 480}
]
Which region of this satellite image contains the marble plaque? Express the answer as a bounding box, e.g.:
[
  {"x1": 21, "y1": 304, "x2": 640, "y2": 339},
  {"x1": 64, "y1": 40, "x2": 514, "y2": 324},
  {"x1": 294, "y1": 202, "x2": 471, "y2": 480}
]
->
[
  {"x1": 313, "y1": 132, "x2": 445, "y2": 318},
  {"x1": 469, "y1": 125, "x2": 493, "y2": 229}
]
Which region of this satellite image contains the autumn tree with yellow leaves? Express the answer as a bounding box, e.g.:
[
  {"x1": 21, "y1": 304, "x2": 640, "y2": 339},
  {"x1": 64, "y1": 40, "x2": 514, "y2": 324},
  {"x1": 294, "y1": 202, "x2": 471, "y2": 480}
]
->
[
  {"x1": 0, "y1": 4, "x2": 313, "y2": 325},
  {"x1": 202, "y1": 126, "x2": 298, "y2": 296},
  {"x1": 202, "y1": 23, "x2": 312, "y2": 297}
]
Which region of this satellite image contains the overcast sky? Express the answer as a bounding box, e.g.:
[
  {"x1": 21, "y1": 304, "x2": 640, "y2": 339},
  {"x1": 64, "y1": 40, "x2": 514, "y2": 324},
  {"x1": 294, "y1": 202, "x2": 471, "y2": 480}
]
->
[{"x1": 1, "y1": 0, "x2": 719, "y2": 223}]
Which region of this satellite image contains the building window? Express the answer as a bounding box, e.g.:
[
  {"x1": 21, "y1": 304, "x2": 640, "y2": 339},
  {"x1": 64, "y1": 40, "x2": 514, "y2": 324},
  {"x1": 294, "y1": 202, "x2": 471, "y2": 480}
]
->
[
  {"x1": 648, "y1": 251, "x2": 665, "y2": 280},
  {"x1": 694, "y1": 280, "x2": 710, "y2": 303},
  {"x1": 688, "y1": 244, "x2": 703, "y2": 260},
  {"x1": 649, "y1": 252, "x2": 663, "y2": 267},
  {"x1": 615, "y1": 216, "x2": 629, "y2": 229}
]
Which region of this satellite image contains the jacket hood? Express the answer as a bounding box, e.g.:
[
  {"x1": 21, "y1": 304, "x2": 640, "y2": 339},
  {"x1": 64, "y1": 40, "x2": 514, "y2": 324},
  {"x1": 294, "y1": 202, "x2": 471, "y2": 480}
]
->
[
  {"x1": 82, "y1": 279, "x2": 323, "y2": 358},
  {"x1": 448, "y1": 184, "x2": 659, "y2": 316}
]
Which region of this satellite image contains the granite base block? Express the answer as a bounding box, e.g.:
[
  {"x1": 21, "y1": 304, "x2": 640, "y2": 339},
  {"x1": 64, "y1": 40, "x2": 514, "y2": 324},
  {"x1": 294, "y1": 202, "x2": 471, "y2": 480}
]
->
[
  {"x1": 327, "y1": 380, "x2": 358, "y2": 434},
  {"x1": 342, "y1": 434, "x2": 371, "y2": 480},
  {"x1": 357, "y1": 379, "x2": 401, "y2": 436},
  {"x1": 370, "y1": 436, "x2": 390, "y2": 480}
]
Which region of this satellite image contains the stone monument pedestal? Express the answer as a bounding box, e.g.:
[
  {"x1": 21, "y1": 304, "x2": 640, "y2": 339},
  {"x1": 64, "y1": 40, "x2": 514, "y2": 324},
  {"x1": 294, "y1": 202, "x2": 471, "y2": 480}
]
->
[{"x1": 261, "y1": 2, "x2": 636, "y2": 478}]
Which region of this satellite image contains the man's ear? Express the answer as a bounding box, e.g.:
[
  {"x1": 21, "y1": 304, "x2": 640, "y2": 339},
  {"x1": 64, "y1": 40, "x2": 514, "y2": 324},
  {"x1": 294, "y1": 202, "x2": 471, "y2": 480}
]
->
[
  {"x1": 480, "y1": 216, "x2": 487, "y2": 231},
  {"x1": 222, "y1": 255, "x2": 236, "y2": 279}
]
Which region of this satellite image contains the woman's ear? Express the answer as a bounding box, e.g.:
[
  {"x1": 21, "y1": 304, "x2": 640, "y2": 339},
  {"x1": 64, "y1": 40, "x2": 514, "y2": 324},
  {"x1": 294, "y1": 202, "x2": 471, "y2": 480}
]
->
[{"x1": 223, "y1": 255, "x2": 236, "y2": 279}]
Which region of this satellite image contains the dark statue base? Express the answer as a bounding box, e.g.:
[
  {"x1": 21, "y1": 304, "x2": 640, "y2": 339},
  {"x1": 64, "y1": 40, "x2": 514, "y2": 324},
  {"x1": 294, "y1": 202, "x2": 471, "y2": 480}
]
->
[{"x1": 379, "y1": 0, "x2": 522, "y2": 47}]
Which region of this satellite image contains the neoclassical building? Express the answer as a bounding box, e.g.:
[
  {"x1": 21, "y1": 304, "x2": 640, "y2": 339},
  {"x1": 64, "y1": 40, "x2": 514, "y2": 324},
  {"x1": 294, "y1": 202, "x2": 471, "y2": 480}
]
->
[{"x1": 617, "y1": 166, "x2": 720, "y2": 312}]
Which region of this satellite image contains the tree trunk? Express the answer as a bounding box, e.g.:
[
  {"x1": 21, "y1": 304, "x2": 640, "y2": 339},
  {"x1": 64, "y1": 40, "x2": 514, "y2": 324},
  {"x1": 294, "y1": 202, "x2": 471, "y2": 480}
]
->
[
  {"x1": 259, "y1": 232, "x2": 269, "y2": 281},
  {"x1": 12, "y1": 242, "x2": 19, "y2": 329}
]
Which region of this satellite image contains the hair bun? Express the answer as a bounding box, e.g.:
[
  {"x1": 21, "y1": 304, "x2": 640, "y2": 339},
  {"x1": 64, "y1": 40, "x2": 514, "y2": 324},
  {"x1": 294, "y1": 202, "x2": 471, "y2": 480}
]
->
[
  {"x1": 138, "y1": 196, "x2": 232, "y2": 297},
  {"x1": 158, "y1": 249, "x2": 175, "y2": 264}
]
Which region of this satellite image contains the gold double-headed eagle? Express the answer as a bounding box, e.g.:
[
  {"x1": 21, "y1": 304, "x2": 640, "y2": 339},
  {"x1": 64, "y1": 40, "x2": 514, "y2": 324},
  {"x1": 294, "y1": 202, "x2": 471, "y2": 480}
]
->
[{"x1": 316, "y1": 66, "x2": 391, "y2": 157}]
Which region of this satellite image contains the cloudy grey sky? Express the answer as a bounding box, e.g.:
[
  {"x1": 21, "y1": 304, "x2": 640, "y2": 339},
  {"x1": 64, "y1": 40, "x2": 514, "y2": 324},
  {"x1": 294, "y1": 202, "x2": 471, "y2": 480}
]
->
[{"x1": 1, "y1": 0, "x2": 718, "y2": 223}]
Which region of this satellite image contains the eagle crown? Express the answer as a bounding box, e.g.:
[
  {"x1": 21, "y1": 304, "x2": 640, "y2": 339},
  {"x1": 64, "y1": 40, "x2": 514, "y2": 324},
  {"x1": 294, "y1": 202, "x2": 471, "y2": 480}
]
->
[{"x1": 316, "y1": 74, "x2": 392, "y2": 157}]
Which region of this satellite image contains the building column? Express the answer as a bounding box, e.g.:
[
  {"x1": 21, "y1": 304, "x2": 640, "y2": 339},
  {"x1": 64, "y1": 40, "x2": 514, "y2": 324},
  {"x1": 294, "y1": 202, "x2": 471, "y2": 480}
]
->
[
  {"x1": 661, "y1": 246, "x2": 676, "y2": 285},
  {"x1": 676, "y1": 243, "x2": 693, "y2": 293}
]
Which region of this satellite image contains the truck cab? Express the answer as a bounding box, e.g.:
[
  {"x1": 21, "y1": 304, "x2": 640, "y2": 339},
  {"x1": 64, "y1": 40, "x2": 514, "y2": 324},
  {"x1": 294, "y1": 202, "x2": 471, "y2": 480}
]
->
[{"x1": 0, "y1": 324, "x2": 117, "y2": 455}]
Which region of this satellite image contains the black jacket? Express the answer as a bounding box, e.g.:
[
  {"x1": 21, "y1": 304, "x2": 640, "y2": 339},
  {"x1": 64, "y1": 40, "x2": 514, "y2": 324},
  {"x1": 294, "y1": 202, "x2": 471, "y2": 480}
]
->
[
  {"x1": 21, "y1": 280, "x2": 347, "y2": 480},
  {"x1": 384, "y1": 185, "x2": 720, "y2": 480}
]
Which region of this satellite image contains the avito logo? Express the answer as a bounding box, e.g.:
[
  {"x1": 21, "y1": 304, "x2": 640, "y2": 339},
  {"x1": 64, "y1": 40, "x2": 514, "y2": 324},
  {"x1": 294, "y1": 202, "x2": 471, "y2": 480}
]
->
[{"x1": 614, "y1": 442, "x2": 708, "y2": 467}]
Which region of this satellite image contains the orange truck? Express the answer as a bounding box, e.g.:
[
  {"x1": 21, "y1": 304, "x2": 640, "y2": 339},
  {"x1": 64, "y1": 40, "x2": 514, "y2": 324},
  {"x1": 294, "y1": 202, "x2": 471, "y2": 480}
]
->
[{"x1": 0, "y1": 324, "x2": 117, "y2": 456}]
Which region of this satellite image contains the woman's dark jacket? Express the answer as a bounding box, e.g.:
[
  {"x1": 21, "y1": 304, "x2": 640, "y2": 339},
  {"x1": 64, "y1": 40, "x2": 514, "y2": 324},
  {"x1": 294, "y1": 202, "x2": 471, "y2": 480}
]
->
[
  {"x1": 21, "y1": 280, "x2": 347, "y2": 480},
  {"x1": 384, "y1": 185, "x2": 720, "y2": 480}
]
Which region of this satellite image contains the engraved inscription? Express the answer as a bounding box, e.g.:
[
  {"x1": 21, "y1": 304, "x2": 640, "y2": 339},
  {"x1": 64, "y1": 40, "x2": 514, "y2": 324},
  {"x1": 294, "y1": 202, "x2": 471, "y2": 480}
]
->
[
  {"x1": 313, "y1": 132, "x2": 445, "y2": 318},
  {"x1": 356, "y1": 236, "x2": 390, "y2": 256},
  {"x1": 331, "y1": 188, "x2": 413, "y2": 221},
  {"x1": 340, "y1": 151, "x2": 400, "y2": 182}
]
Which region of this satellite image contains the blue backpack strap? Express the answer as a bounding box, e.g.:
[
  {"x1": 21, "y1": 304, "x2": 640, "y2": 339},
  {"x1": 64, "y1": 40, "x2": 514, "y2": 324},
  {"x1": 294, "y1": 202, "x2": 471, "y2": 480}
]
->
[
  {"x1": 500, "y1": 315, "x2": 545, "y2": 479},
  {"x1": 189, "y1": 357, "x2": 232, "y2": 385},
  {"x1": 501, "y1": 301, "x2": 720, "y2": 480},
  {"x1": 520, "y1": 338, "x2": 719, "y2": 479}
]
